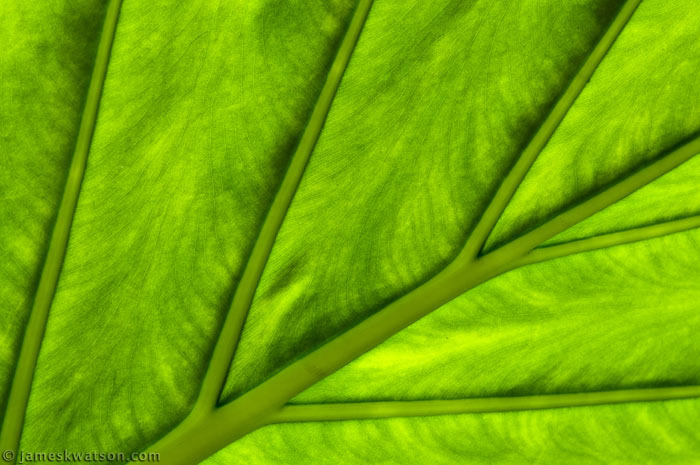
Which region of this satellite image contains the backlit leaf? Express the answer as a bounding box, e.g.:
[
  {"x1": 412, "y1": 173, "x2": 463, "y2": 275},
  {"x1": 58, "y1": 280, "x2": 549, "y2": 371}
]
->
[{"x1": 1, "y1": 0, "x2": 699, "y2": 463}]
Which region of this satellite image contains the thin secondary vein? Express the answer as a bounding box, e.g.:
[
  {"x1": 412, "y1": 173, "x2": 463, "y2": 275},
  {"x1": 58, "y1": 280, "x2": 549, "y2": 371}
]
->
[
  {"x1": 487, "y1": 134, "x2": 700, "y2": 269},
  {"x1": 271, "y1": 385, "x2": 700, "y2": 423},
  {"x1": 459, "y1": 0, "x2": 642, "y2": 260},
  {"x1": 191, "y1": 0, "x2": 375, "y2": 414},
  {"x1": 0, "y1": 0, "x2": 122, "y2": 459},
  {"x1": 517, "y1": 214, "x2": 700, "y2": 267}
]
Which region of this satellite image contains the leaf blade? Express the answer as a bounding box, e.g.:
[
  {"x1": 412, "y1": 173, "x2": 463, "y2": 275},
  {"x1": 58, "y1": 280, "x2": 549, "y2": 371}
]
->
[
  {"x1": 294, "y1": 227, "x2": 700, "y2": 403},
  {"x1": 0, "y1": 0, "x2": 118, "y2": 458},
  {"x1": 194, "y1": 0, "x2": 375, "y2": 414},
  {"x1": 221, "y1": 0, "x2": 629, "y2": 403},
  {"x1": 208, "y1": 399, "x2": 700, "y2": 464},
  {"x1": 16, "y1": 0, "x2": 357, "y2": 456},
  {"x1": 485, "y1": 0, "x2": 700, "y2": 251}
]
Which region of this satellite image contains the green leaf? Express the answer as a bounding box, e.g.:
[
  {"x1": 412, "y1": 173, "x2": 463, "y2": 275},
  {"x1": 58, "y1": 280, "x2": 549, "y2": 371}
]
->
[
  {"x1": 2, "y1": 0, "x2": 699, "y2": 464},
  {"x1": 210, "y1": 399, "x2": 700, "y2": 464},
  {"x1": 0, "y1": 0, "x2": 110, "y2": 436}
]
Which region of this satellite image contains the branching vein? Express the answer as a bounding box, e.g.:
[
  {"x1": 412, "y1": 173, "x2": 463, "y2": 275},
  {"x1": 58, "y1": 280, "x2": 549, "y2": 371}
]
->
[
  {"x1": 489, "y1": 134, "x2": 700, "y2": 271},
  {"x1": 190, "y1": 0, "x2": 376, "y2": 416},
  {"x1": 137, "y1": 2, "x2": 700, "y2": 464},
  {"x1": 460, "y1": 0, "x2": 643, "y2": 260}
]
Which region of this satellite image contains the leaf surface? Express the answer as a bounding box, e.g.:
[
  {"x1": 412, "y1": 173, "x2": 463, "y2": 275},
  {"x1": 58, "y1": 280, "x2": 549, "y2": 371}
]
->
[
  {"x1": 221, "y1": 0, "x2": 626, "y2": 401},
  {"x1": 485, "y1": 0, "x2": 700, "y2": 250},
  {"x1": 1, "y1": 0, "x2": 699, "y2": 463},
  {"x1": 0, "y1": 0, "x2": 108, "y2": 415},
  {"x1": 3, "y1": 0, "x2": 356, "y2": 455},
  {"x1": 209, "y1": 399, "x2": 700, "y2": 464},
  {"x1": 287, "y1": 0, "x2": 700, "y2": 404}
]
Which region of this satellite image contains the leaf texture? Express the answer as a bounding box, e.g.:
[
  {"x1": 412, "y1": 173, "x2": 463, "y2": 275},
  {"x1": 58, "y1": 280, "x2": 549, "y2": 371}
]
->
[
  {"x1": 7, "y1": 0, "x2": 356, "y2": 456},
  {"x1": 1, "y1": 0, "x2": 699, "y2": 463},
  {"x1": 486, "y1": 0, "x2": 700, "y2": 250},
  {"x1": 221, "y1": 0, "x2": 627, "y2": 402},
  {"x1": 0, "y1": 0, "x2": 108, "y2": 418},
  {"x1": 292, "y1": 228, "x2": 700, "y2": 403},
  {"x1": 209, "y1": 399, "x2": 700, "y2": 464}
]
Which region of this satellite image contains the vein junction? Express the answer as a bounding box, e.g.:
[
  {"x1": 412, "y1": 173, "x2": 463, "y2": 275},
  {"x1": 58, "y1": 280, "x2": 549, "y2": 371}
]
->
[{"x1": 132, "y1": 0, "x2": 700, "y2": 462}]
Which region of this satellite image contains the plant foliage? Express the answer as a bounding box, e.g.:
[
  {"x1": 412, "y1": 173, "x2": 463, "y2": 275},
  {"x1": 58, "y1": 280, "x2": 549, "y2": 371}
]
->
[{"x1": 1, "y1": 0, "x2": 700, "y2": 463}]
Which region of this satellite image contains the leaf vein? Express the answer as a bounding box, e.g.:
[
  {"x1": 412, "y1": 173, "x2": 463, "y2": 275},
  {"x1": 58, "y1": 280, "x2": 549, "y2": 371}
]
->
[
  {"x1": 272, "y1": 385, "x2": 700, "y2": 423},
  {"x1": 0, "y1": 0, "x2": 123, "y2": 459},
  {"x1": 190, "y1": 0, "x2": 376, "y2": 416},
  {"x1": 517, "y1": 214, "x2": 700, "y2": 266},
  {"x1": 460, "y1": 0, "x2": 643, "y2": 260}
]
